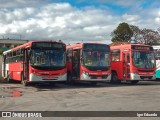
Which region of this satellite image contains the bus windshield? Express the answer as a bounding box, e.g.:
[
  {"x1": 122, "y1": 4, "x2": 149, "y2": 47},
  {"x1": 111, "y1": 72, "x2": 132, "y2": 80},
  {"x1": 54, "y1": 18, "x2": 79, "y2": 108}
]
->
[
  {"x1": 132, "y1": 51, "x2": 155, "y2": 69},
  {"x1": 82, "y1": 50, "x2": 110, "y2": 67},
  {"x1": 30, "y1": 49, "x2": 66, "y2": 67}
]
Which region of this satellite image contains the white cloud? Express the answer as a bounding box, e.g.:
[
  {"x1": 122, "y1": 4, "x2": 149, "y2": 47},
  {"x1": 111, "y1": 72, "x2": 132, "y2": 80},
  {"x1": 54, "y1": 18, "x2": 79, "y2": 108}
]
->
[
  {"x1": 122, "y1": 14, "x2": 140, "y2": 21},
  {"x1": 0, "y1": 3, "x2": 116, "y2": 43},
  {"x1": 155, "y1": 17, "x2": 160, "y2": 24},
  {"x1": 0, "y1": 0, "x2": 49, "y2": 8},
  {"x1": 159, "y1": 10, "x2": 160, "y2": 16},
  {"x1": 0, "y1": 2, "x2": 160, "y2": 44},
  {"x1": 155, "y1": 10, "x2": 160, "y2": 25},
  {"x1": 121, "y1": 14, "x2": 143, "y2": 25}
]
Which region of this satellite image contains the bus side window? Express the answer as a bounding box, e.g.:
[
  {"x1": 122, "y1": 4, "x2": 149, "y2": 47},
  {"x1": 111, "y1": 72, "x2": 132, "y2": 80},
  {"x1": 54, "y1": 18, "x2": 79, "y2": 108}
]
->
[
  {"x1": 111, "y1": 49, "x2": 120, "y2": 62},
  {"x1": 19, "y1": 49, "x2": 24, "y2": 61}
]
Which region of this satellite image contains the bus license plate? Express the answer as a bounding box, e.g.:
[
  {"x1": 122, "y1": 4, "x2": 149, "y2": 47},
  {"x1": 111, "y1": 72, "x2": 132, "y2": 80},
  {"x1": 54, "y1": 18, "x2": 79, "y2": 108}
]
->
[
  {"x1": 97, "y1": 77, "x2": 102, "y2": 79},
  {"x1": 144, "y1": 78, "x2": 149, "y2": 80}
]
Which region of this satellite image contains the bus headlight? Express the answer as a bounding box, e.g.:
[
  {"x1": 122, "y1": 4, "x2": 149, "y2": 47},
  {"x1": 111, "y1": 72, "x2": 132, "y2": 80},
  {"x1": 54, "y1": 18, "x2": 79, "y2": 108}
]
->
[{"x1": 83, "y1": 71, "x2": 89, "y2": 76}]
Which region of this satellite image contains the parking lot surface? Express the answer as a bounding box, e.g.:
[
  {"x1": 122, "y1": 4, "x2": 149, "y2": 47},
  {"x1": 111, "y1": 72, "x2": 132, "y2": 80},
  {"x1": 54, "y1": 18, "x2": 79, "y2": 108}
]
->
[{"x1": 0, "y1": 81, "x2": 160, "y2": 120}]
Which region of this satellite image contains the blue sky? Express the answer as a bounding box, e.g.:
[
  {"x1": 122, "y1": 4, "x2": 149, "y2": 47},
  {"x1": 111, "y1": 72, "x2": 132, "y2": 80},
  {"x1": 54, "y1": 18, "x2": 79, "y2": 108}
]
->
[
  {"x1": 54, "y1": 0, "x2": 158, "y2": 14},
  {"x1": 0, "y1": 0, "x2": 159, "y2": 43},
  {"x1": 64, "y1": 0, "x2": 129, "y2": 14}
]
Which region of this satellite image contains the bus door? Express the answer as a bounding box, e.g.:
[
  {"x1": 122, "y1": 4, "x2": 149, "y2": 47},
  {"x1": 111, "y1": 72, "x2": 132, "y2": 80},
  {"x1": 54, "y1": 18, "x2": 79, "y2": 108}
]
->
[
  {"x1": 23, "y1": 48, "x2": 29, "y2": 80},
  {"x1": 123, "y1": 52, "x2": 130, "y2": 80},
  {"x1": 2, "y1": 54, "x2": 6, "y2": 77},
  {"x1": 72, "y1": 49, "x2": 80, "y2": 79}
]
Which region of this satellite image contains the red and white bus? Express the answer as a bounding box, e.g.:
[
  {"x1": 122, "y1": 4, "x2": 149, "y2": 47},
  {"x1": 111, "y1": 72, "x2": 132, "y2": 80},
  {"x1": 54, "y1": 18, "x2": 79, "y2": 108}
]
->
[
  {"x1": 2, "y1": 41, "x2": 67, "y2": 86},
  {"x1": 66, "y1": 43, "x2": 111, "y2": 85},
  {"x1": 110, "y1": 43, "x2": 156, "y2": 84}
]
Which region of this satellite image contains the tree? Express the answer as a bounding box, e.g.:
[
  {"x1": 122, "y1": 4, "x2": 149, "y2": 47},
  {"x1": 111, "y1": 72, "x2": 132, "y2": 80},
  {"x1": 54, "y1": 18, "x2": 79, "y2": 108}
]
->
[
  {"x1": 111, "y1": 22, "x2": 133, "y2": 42},
  {"x1": 158, "y1": 27, "x2": 160, "y2": 33},
  {"x1": 130, "y1": 25, "x2": 160, "y2": 45},
  {"x1": 141, "y1": 28, "x2": 160, "y2": 45},
  {"x1": 129, "y1": 25, "x2": 141, "y2": 39},
  {"x1": 111, "y1": 23, "x2": 160, "y2": 45},
  {"x1": 129, "y1": 25, "x2": 145, "y2": 44}
]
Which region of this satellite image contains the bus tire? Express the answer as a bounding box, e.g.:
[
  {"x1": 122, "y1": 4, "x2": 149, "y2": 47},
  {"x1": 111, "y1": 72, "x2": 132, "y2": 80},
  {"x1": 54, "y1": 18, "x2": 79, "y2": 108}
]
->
[
  {"x1": 5, "y1": 71, "x2": 11, "y2": 83},
  {"x1": 131, "y1": 80, "x2": 139, "y2": 84},
  {"x1": 21, "y1": 73, "x2": 29, "y2": 86},
  {"x1": 111, "y1": 72, "x2": 121, "y2": 84},
  {"x1": 6, "y1": 74, "x2": 10, "y2": 83}
]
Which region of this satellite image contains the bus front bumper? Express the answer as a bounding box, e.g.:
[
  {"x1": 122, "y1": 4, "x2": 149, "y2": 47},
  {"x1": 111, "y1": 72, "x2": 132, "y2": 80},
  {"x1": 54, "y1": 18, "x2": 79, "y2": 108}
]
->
[
  {"x1": 130, "y1": 73, "x2": 156, "y2": 80},
  {"x1": 29, "y1": 73, "x2": 67, "y2": 82},
  {"x1": 80, "y1": 73, "x2": 111, "y2": 81}
]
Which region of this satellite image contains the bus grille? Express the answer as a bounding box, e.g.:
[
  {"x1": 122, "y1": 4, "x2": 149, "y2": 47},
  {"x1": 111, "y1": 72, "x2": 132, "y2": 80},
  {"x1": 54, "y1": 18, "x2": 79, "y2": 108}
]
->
[
  {"x1": 90, "y1": 75, "x2": 108, "y2": 79},
  {"x1": 42, "y1": 77, "x2": 59, "y2": 80},
  {"x1": 138, "y1": 70, "x2": 154, "y2": 72},
  {"x1": 140, "y1": 76, "x2": 152, "y2": 79},
  {"x1": 42, "y1": 79, "x2": 58, "y2": 80}
]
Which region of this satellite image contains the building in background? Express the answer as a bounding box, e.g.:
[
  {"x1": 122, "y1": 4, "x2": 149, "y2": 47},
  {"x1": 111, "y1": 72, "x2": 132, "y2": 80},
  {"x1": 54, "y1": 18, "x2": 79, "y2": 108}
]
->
[{"x1": 0, "y1": 39, "x2": 29, "y2": 52}]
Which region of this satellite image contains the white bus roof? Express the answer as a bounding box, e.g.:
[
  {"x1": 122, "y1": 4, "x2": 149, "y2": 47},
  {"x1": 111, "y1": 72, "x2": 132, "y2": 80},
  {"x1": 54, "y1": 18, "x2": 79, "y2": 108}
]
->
[{"x1": 3, "y1": 49, "x2": 12, "y2": 55}]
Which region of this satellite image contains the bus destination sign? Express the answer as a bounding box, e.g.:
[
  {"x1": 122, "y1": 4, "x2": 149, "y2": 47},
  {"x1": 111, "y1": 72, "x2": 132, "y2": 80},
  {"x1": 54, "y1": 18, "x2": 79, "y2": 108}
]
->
[
  {"x1": 131, "y1": 45, "x2": 153, "y2": 51},
  {"x1": 32, "y1": 42, "x2": 66, "y2": 50}
]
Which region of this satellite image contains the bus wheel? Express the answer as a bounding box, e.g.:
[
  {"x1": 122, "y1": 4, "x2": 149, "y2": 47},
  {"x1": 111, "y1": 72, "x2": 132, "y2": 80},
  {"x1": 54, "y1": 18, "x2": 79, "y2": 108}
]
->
[
  {"x1": 131, "y1": 80, "x2": 139, "y2": 84},
  {"x1": 111, "y1": 72, "x2": 121, "y2": 84},
  {"x1": 6, "y1": 74, "x2": 11, "y2": 83},
  {"x1": 21, "y1": 79, "x2": 29, "y2": 86},
  {"x1": 5, "y1": 71, "x2": 11, "y2": 83},
  {"x1": 21, "y1": 74, "x2": 28, "y2": 86}
]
